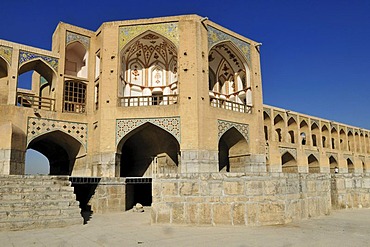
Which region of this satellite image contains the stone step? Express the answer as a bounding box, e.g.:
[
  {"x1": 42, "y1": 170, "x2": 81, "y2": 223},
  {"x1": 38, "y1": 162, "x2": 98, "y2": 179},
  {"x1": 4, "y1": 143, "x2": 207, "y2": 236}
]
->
[
  {"x1": 0, "y1": 216, "x2": 83, "y2": 231},
  {"x1": 0, "y1": 200, "x2": 80, "y2": 212},
  {"x1": 0, "y1": 185, "x2": 74, "y2": 193},
  {"x1": 0, "y1": 191, "x2": 77, "y2": 201},
  {"x1": 0, "y1": 208, "x2": 81, "y2": 222}
]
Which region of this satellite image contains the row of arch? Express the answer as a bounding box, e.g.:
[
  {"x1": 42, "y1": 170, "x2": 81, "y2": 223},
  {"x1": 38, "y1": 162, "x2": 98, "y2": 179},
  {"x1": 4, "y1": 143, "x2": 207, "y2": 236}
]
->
[
  {"x1": 264, "y1": 108, "x2": 370, "y2": 155},
  {"x1": 280, "y1": 151, "x2": 365, "y2": 174}
]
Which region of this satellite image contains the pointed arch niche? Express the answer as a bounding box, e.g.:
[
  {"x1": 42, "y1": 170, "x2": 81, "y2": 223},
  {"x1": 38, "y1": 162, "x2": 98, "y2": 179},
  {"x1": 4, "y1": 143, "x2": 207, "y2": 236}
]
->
[
  {"x1": 208, "y1": 41, "x2": 252, "y2": 113},
  {"x1": 119, "y1": 31, "x2": 178, "y2": 106}
]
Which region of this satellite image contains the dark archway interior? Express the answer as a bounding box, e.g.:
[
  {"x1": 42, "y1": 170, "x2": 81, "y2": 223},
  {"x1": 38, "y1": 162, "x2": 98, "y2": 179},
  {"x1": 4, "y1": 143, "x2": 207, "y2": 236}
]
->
[
  {"x1": 120, "y1": 123, "x2": 180, "y2": 177},
  {"x1": 218, "y1": 127, "x2": 248, "y2": 172},
  {"x1": 28, "y1": 131, "x2": 82, "y2": 175},
  {"x1": 0, "y1": 58, "x2": 8, "y2": 78}
]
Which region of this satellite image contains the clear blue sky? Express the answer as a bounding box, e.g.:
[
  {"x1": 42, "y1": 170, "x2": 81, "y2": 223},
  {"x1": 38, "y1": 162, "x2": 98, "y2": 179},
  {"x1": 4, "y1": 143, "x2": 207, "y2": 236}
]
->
[{"x1": 1, "y1": 0, "x2": 369, "y2": 173}]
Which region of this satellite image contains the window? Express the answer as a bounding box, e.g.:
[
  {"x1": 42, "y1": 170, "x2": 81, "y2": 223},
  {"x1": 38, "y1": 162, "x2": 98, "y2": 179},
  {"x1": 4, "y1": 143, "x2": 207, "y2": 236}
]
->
[{"x1": 64, "y1": 80, "x2": 86, "y2": 113}]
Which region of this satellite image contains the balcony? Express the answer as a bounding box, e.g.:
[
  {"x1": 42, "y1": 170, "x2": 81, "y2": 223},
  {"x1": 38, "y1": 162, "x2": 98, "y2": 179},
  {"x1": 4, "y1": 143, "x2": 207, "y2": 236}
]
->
[
  {"x1": 17, "y1": 91, "x2": 55, "y2": 111},
  {"x1": 210, "y1": 97, "x2": 252, "y2": 113},
  {"x1": 118, "y1": 94, "x2": 178, "y2": 107}
]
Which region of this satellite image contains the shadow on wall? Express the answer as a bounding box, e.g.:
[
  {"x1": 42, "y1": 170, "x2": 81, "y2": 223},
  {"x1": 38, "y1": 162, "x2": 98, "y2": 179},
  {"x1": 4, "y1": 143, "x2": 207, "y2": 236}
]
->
[{"x1": 70, "y1": 177, "x2": 101, "y2": 224}]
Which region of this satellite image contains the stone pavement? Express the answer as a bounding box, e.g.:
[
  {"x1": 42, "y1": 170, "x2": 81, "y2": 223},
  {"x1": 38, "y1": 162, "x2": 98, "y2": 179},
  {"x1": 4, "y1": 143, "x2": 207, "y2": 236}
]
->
[{"x1": 1, "y1": 208, "x2": 370, "y2": 247}]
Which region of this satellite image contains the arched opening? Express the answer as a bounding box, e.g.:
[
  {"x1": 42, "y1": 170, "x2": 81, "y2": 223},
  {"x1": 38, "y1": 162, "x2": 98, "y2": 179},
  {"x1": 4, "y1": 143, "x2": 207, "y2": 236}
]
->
[
  {"x1": 347, "y1": 158, "x2": 354, "y2": 173},
  {"x1": 348, "y1": 131, "x2": 354, "y2": 152},
  {"x1": 17, "y1": 59, "x2": 56, "y2": 110},
  {"x1": 263, "y1": 111, "x2": 271, "y2": 142},
  {"x1": 322, "y1": 125, "x2": 329, "y2": 148},
  {"x1": 331, "y1": 128, "x2": 338, "y2": 149},
  {"x1": 274, "y1": 114, "x2": 284, "y2": 142},
  {"x1": 308, "y1": 154, "x2": 319, "y2": 173},
  {"x1": 25, "y1": 149, "x2": 49, "y2": 175},
  {"x1": 329, "y1": 156, "x2": 338, "y2": 174},
  {"x1": 118, "y1": 123, "x2": 180, "y2": 210},
  {"x1": 0, "y1": 56, "x2": 9, "y2": 104},
  {"x1": 355, "y1": 132, "x2": 360, "y2": 153},
  {"x1": 119, "y1": 31, "x2": 178, "y2": 106},
  {"x1": 300, "y1": 120, "x2": 309, "y2": 145},
  {"x1": 27, "y1": 130, "x2": 85, "y2": 175},
  {"x1": 65, "y1": 41, "x2": 88, "y2": 78},
  {"x1": 282, "y1": 152, "x2": 297, "y2": 173},
  {"x1": 218, "y1": 127, "x2": 249, "y2": 172},
  {"x1": 208, "y1": 41, "x2": 251, "y2": 112},
  {"x1": 311, "y1": 122, "x2": 319, "y2": 147},
  {"x1": 287, "y1": 117, "x2": 297, "y2": 144}
]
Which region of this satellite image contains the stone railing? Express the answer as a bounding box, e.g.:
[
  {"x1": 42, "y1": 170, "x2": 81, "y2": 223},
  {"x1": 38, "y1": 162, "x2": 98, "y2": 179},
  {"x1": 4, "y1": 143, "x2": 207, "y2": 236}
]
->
[
  {"x1": 210, "y1": 97, "x2": 252, "y2": 113},
  {"x1": 118, "y1": 94, "x2": 178, "y2": 107}
]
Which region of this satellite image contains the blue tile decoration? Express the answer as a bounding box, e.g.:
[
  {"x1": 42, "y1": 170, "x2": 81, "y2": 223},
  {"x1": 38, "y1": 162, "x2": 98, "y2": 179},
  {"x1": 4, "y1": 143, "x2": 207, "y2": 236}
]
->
[
  {"x1": 208, "y1": 25, "x2": 251, "y2": 63},
  {"x1": 116, "y1": 117, "x2": 181, "y2": 145},
  {"x1": 27, "y1": 117, "x2": 88, "y2": 150},
  {"x1": 119, "y1": 22, "x2": 178, "y2": 51},
  {"x1": 66, "y1": 31, "x2": 90, "y2": 48},
  {"x1": 19, "y1": 50, "x2": 58, "y2": 71},
  {"x1": 0, "y1": 45, "x2": 12, "y2": 65},
  {"x1": 218, "y1": 119, "x2": 249, "y2": 142}
]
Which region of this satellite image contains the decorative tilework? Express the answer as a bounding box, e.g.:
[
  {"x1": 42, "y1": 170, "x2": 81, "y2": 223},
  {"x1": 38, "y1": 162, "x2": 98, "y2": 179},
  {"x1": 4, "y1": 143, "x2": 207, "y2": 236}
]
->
[
  {"x1": 343, "y1": 154, "x2": 354, "y2": 162},
  {"x1": 119, "y1": 22, "x2": 179, "y2": 50},
  {"x1": 305, "y1": 150, "x2": 319, "y2": 158},
  {"x1": 279, "y1": 147, "x2": 297, "y2": 159},
  {"x1": 19, "y1": 51, "x2": 58, "y2": 71},
  {"x1": 218, "y1": 120, "x2": 249, "y2": 142},
  {"x1": 274, "y1": 111, "x2": 284, "y2": 119},
  {"x1": 347, "y1": 127, "x2": 353, "y2": 133},
  {"x1": 66, "y1": 31, "x2": 90, "y2": 48},
  {"x1": 208, "y1": 25, "x2": 250, "y2": 63},
  {"x1": 0, "y1": 45, "x2": 12, "y2": 65},
  {"x1": 27, "y1": 117, "x2": 87, "y2": 149},
  {"x1": 331, "y1": 124, "x2": 338, "y2": 132},
  {"x1": 116, "y1": 117, "x2": 181, "y2": 145},
  {"x1": 288, "y1": 114, "x2": 297, "y2": 123}
]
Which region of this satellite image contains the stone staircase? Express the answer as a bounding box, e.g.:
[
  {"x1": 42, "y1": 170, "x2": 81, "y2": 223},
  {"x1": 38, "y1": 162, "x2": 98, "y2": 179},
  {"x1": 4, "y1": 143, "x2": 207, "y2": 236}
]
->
[{"x1": 0, "y1": 175, "x2": 82, "y2": 231}]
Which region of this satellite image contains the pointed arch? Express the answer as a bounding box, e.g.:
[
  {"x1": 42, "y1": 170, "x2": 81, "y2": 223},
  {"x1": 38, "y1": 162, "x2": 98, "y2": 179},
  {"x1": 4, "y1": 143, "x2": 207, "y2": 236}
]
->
[
  {"x1": 329, "y1": 156, "x2": 338, "y2": 173},
  {"x1": 218, "y1": 127, "x2": 249, "y2": 172},
  {"x1": 308, "y1": 154, "x2": 319, "y2": 173},
  {"x1": 282, "y1": 152, "x2": 297, "y2": 173},
  {"x1": 18, "y1": 58, "x2": 57, "y2": 89},
  {"x1": 27, "y1": 130, "x2": 85, "y2": 175},
  {"x1": 0, "y1": 56, "x2": 9, "y2": 79},
  {"x1": 65, "y1": 41, "x2": 88, "y2": 78}
]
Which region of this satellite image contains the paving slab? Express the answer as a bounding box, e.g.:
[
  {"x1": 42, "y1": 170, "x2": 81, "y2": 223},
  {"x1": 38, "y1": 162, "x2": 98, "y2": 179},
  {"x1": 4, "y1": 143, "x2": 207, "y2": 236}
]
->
[{"x1": 1, "y1": 208, "x2": 370, "y2": 246}]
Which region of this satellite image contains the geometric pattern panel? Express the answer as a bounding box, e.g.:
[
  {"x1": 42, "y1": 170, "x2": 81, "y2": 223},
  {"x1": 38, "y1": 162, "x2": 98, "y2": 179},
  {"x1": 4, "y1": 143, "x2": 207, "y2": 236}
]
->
[
  {"x1": 19, "y1": 50, "x2": 59, "y2": 71},
  {"x1": 27, "y1": 117, "x2": 88, "y2": 148},
  {"x1": 0, "y1": 45, "x2": 12, "y2": 65},
  {"x1": 218, "y1": 119, "x2": 249, "y2": 142},
  {"x1": 119, "y1": 22, "x2": 179, "y2": 50},
  {"x1": 208, "y1": 25, "x2": 251, "y2": 63},
  {"x1": 66, "y1": 31, "x2": 90, "y2": 48},
  {"x1": 279, "y1": 147, "x2": 297, "y2": 160},
  {"x1": 116, "y1": 117, "x2": 181, "y2": 145}
]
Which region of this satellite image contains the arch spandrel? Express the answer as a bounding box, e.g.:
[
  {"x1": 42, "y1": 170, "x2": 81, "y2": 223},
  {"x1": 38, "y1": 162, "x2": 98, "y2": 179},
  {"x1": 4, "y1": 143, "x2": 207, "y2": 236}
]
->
[
  {"x1": 27, "y1": 117, "x2": 88, "y2": 151},
  {"x1": 19, "y1": 50, "x2": 58, "y2": 72},
  {"x1": 217, "y1": 120, "x2": 249, "y2": 142},
  {"x1": 279, "y1": 147, "x2": 297, "y2": 160},
  {"x1": 0, "y1": 45, "x2": 12, "y2": 65},
  {"x1": 207, "y1": 25, "x2": 250, "y2": 63},
  {"x1": 119, "y1": 22, "x2": 179, "y2": 51},
  {"x1": 116, "y1": 117, "x2": 181, "y2": 146},
  {"x1": 66, "y1": 31, "x2": 90, "y2": 49}
]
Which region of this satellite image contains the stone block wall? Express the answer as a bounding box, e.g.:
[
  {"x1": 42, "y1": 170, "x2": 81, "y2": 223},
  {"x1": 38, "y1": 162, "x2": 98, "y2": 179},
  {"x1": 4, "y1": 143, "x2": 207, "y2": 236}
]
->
[
  {"x1": 151, "y1": 173, "x2": 331, "y2": 226},
  {"x1": 88, "y1": 178, "x2": 126, "y2": 213},
  {"x1": 331, "y1": 174, "x2": 370, "y2": 209}
]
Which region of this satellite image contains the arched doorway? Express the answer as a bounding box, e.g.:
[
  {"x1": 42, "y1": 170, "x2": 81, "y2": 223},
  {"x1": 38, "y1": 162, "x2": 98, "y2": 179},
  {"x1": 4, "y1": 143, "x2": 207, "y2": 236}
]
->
[
  {"x1": 118, "y1": 123, "x2": 180, "y2": 210},
  {"x1": 0, "y1": 56, "x2": 9, "y2": 104},
  {"x1": 282, "y1": 152, "x2": 297, "y2": 173},
  {"x1": 329, "y1": 156, "x2": 338, "y2": 174},
  {"x1": 218, "y1": 127, "x2": 249, "y2": 172},
  {"x1": 27, "y1": 130, "x2": 85, "y2": 175}
]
